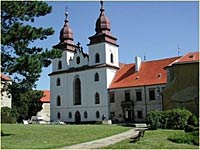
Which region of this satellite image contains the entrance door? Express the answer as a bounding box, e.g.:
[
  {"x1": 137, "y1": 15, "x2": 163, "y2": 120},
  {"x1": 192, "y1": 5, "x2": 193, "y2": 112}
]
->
[
  {"x1": 75, "y1": 111, "x2": 81, "y2": 123},
  {"x1": 125, "y1": 110, "x2": 132, "y2": 121}
]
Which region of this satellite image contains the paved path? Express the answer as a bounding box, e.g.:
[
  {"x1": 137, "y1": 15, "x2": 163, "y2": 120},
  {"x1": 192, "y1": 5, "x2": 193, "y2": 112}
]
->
[{"x1": 60, "y1": 128, "x2": 139, "y2": 149}]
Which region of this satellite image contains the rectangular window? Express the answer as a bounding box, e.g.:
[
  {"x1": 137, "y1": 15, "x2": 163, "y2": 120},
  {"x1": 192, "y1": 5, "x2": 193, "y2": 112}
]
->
[
  {"x1": 125, "y1": 91, "x2": 130, "y2": 101},
  {"x1": 149, "y1": 89, "x2": 155, "y2": 100},
  {"x1": 136, "y1": 90, "x2": 142, "y2": 101},
  {"x1": 137, "y1": 111, "x2": 143, "y2": 119},
  {"x1": 110, "y1": 93, "x2": 115, "y2": 103}
]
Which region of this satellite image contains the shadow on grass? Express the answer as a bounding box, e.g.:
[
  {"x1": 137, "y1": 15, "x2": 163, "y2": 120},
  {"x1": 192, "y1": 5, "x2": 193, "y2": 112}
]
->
[{"x1": 1, "y1": 131, "x2": 14, "y2": 137}]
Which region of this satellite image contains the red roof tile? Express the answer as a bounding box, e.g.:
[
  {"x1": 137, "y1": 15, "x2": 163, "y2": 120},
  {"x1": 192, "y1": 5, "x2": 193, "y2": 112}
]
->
[
  {"x1": 40, "y1": 90, "x2": 50, "y2": 103},
  {"x1": 109, "y1": 57, "x2": 179, "y2": 89},
  {"x1": 168, "y1": 52, "x2": 199, "y2": 66},
  {"x1": 1, "y1": 74, "x2": 12, "y2": 81}
]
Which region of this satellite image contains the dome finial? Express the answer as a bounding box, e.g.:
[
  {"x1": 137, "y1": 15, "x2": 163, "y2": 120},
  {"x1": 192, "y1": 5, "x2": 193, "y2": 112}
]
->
[
  {"x1": 65, "y1": 6, "x2": 69, "y2": 23},
  {"x1": 100, "y1": 0, "x2": 104, "y2": 12}
]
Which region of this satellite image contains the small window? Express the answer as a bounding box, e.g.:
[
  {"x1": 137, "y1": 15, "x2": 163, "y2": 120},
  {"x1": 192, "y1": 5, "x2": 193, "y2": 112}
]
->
[
  {"x1": 149, "y1": 89, "x2": 155, "y2": 100},
  {"x1": 95, "y1": 93, "x2": 100, "y2": 104},
  {"x1": 110, "y1": 112, "x2": 115, "y2": 118},
  {"x1": 94, "y1": 73, "x2": 99, "y2": 82},
  {"x1": 58, "y1": 61, "x2": 62, "y2": 69},
  {"x1": 125, "y1": 91, "x2": 130, "y2": 101},
  {"x1": 137, "y1": 111, "x2": 143, "y2": 119},
  {"x1": 110, "y1": 53, "x2": 114, "y2": 63},
  {"x1": 136, "y1": 90, "x2": 142, "y2": 101},
  {"x1": 110, "y1": 93, "x2": 115, "y2": 103},
  {"x1": 69, "y1": 112, "x2": 72, "y2": 119},
  {"x1": 57, "y1": 96, "x2": 61, "y2": 106},
  {"x1": 84, "y1": 111, "x2": 88, "y2": 119},
  {"x1": 57, "y1": 112, "x2": 61, "y2": 119},
  {"x1": 57, "y1": 78, "x2": 61, "y2": 86},
  {"x1": 96, "y1": 111, "x2": 100, "y2": 118},
  {"x1": 95, "y1": 53, "x2": 100, "y2": 63},
  {"x1": 76, "y1": 56, "x2": 80, "y2": 64}
]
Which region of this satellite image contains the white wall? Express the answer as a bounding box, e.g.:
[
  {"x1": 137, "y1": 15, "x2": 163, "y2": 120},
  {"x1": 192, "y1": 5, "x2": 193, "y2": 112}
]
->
[
  {"x1": 37, "y1": 103, "x2": 50, "y2": 121},
  {"x1": 1, "y1": 81, "x2": 12, "y2": 108}
]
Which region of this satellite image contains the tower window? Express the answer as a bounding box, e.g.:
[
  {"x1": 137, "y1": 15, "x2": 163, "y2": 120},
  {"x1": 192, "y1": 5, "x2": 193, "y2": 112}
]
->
[
  {"x1": 58, "y1": 61, "x2": 62, "y2": 69},
  {"x1": 110, "y1": 53, "x2": 114, "y2": 63},
  {"x1": 96, "y1": 111, "x2": 100, "y2": 118},
  {"x1": 57, "y1": 96, "x2": 61, "y2": 106},
  {"x1": 94, "y1": 73, "x2": 99, "y2": 81},
  {"x1": 95, "y1": 92, "x2": 100, "y2": 104},
  {"x1": 95, "y1": 53, "x2": 100, "y2": 63},
  {"x1": 57, "y1": 78, "x2": 61, "y2": 86},
  {"x1": 74, "y1": 77, "x2": 81, "y2": 105},
  {"x1": 57, "y1": 112, "x2": 61, "y2": 119},
  {"x1": 84, "y1": 111, "x2": 88, "y2": 119},
  {"x1": 69, "y1": 112, "x2": 72, "y2": 119},
  {"x1": 76, "y1": 56, "x2": 80, "y2": 64}
]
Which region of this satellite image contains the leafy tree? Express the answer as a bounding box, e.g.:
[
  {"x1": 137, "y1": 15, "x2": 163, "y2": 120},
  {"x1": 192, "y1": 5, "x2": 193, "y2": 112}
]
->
[{"x1": 1, "y1": 1, "x2": 62, "y2": 121}]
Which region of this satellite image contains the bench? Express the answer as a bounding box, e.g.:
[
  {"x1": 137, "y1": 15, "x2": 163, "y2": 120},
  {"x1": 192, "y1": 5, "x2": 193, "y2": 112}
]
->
[{"x1": 130, "y1": 128, "x2": 146, "y2": 143}]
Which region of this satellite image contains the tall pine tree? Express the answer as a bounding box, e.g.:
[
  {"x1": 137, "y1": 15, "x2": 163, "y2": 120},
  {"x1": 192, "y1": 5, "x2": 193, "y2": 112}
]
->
[{"x1": 1, "y1": 1, "x2": 62, "y2": 121}]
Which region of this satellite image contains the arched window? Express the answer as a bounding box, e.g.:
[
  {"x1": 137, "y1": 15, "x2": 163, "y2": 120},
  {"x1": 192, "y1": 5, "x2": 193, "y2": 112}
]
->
[
  {"x1": 110, "y1": 53, "x2": 114, "y2": 63},
  {"x1": 57, "y1": 112, "x2": 61, "y2": 119},
  {"x1": 57, "y1": 78, "x2": 61, "y2": 86},
  {"x1": 69, "y1": 112, "x2": 72, "y2": 119},
  {"x1": 58, "y1": 61, "x2": 62, "y2": 69},
  {"x1": 74, "y1": 77, "x2": 81, "y2": 105},
  {"x1": 57, "y1": 96, "x2": 61, "y2": 106},
  {"x1": 96, "y1": 111, "x2": 100, "y2": 118},
  {"x1": 76, "y1": 56, "x2": 80, "y2": 64},
  {"x1": 95, "y1": 53, "x2": 100, "y2": 63},
  {"x1": 84, "y1": 111, "x2": 88, "y2": 119},
  {"x1": 94, "y1": 73, "x2": 99, "y2": 82},
  {"x1": 95, "y1": 93, "x2": 100, "y2": 104}
]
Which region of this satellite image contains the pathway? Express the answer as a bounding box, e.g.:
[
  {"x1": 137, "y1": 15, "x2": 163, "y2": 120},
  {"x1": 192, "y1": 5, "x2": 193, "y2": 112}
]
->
[{"x1": 60, "y1": 128, "x2": 139, "y2": 149}]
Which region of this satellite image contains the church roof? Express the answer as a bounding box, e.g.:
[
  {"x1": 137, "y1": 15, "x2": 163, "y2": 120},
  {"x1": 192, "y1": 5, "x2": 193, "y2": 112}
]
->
[
  {"x1": 40, "y1": 90, "x2": 50, "y2": 103},
  {"x1": 109, "y1": 57, "x2": 179, "y2": 89},
  {"x1": 1, "y1": 74, "x2": 12, "y2": 81}
]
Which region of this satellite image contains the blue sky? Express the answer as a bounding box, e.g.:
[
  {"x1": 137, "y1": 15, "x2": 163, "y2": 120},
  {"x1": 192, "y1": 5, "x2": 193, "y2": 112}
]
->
[{"x1": 33, "y1": 1, "x2": 198, "y2": 90}]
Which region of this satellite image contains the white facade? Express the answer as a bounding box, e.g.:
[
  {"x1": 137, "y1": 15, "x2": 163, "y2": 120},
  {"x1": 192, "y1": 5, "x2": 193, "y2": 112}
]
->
[
  {"x1": 50, "y1": 42, "x2": 119, "y2": 122},
  {"x1": 37, "y1": 103, "x2": 50, "y2": 121},
  {"x1": 1, "y1": 80, "x2": 12, "y2": 108}
]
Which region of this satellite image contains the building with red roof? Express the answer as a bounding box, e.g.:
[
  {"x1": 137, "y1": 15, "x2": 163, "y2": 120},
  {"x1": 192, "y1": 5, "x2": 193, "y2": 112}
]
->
[
  {"x1": 37, "y1": 90, "x2": 50, "y2": 121},
  {"x1": 163, "y1": 52, "x2": 199, "y2": 117},
  {"x1": 1, "y1": 74, "x2": 12, "y2": 108}
]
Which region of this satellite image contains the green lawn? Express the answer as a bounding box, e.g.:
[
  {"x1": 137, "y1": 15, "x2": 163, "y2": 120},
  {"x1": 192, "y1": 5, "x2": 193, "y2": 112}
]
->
[
  {"x1": 104, "y1": 129, "x2": 199, "y2": 149},
  {"x1": 1, "y1": 124, "x2": 130, "y2": 149}
]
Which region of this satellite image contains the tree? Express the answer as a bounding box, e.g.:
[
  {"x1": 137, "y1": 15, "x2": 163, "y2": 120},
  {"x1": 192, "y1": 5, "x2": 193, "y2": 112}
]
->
[{"x1": 1, "y1": 1, "x2": 62, "y2": 121}]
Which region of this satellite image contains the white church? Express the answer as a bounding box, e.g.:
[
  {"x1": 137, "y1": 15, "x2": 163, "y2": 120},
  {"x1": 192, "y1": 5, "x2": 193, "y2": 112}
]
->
[{"x1": 49, "y1": 1, "x2": 179, "y2": 123}]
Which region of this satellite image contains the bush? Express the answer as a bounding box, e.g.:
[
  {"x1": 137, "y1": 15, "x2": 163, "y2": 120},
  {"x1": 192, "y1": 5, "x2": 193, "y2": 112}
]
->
[
  {"x1": 146, "y1": 108, "x2": 192, "y2": 130},
  {"x1": 187, "y1": 114, "x2": 198, "y2": 127},
  {"x1": 1, "y1": 107, "x2": 18, "y2": 123},
  {"x1": 146, "y1": 110, "x2": 161, "y2": 130}
]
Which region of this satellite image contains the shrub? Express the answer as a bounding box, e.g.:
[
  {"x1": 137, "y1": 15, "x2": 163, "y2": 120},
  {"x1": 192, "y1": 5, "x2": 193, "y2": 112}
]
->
[
  {"x1": 146, "y1": 110, "x2": 161, "y2": 130},
  {"x1": 187, "y1": 114, "x2": 198, "y2": 127},
  {"x1": 184, "y1": 125, "x2": 198, "y2": 133},
  {"x1": 1, "y1": 107, "x2": 18, "y2": 123}
]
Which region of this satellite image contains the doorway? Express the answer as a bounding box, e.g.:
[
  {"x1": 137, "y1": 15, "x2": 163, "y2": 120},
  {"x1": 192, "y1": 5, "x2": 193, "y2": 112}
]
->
[{"x1": 75, "y1": 111, "x2": 81, "y2": 123}]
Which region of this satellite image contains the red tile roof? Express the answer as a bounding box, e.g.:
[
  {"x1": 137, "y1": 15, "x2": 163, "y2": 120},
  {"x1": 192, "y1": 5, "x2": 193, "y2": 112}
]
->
[
  {"x1": 109, "y1": 57, "x2": 179, "y2": 89},
  {"x1": 40, "y1": 90, "x2": 50, "y2": 103},
  {"x1": 168, "y1": 52, "x2": 199, "y2": 66},
  {"x1": 1, "y1": 74, "x2": 12, "y2": 81}
]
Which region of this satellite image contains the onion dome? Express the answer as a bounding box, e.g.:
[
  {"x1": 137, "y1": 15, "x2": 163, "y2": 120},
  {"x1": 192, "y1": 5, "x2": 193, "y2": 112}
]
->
[
  {"x1": 60, "y1": 12, "x2": 73, "y2": 42},
  {"x1": 95, "y1": 1, "x2": 111, "y2": 34},
  {"x1": 88, "y1": 1, "x2": 118, "y2": 46},
  {"x1": 53, "y1": 10, "x2": 76, "y2": 51}
]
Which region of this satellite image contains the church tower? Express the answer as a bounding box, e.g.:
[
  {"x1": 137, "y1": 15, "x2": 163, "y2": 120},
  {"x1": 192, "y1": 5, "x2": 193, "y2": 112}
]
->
[
  {"x1": 88, "y1": 1, "x2": 119, "y2": 68},
  {"x1": 52, "y1": 11, "x2": 77, "y2": 72}
]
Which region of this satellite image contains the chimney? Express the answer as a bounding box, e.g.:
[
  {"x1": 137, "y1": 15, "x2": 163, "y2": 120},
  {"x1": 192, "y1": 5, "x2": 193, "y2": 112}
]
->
[{"x1": 135, "y1": 56, "x2": 142, "y2": 72}]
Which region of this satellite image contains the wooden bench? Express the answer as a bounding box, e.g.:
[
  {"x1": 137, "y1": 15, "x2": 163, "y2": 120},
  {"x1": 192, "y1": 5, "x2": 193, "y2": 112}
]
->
[{"x1": 130, "y1": 128, "x2": 146, "y2": 143}]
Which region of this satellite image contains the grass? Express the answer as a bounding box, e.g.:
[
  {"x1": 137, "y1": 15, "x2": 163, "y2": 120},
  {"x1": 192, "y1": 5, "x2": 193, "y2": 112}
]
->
[
  {"x1": 1, "y1": 124, "x2": 131, "y2": 149},
  {"x1": 104, "y1": 129, "x2": 199, "y2": 149}
]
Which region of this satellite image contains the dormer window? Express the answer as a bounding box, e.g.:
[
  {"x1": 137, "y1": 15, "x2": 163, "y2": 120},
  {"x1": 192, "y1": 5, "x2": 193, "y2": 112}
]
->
[
  {"x1": 58, "y1": 61, "x2": 62, "y2": 69},
  {"x1": 76, "y1": 56, "x2": 80, "y2": 64},
  {"x1": 95, "y1": 53, "x2": 100, "y2": 63},
  {"x1": 110, "y1": 53, "x2": 114, "y2": 63}
]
